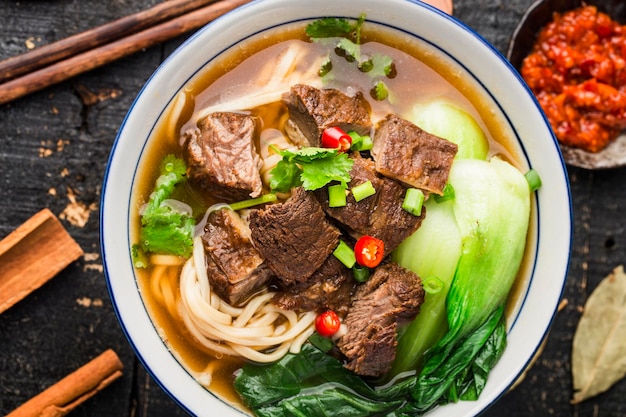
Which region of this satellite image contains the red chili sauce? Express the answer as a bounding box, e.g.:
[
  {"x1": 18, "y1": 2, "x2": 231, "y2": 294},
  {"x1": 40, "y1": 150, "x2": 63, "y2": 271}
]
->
[{"x1": 521, "y1": 5, "x2": 626, "y2": 152}]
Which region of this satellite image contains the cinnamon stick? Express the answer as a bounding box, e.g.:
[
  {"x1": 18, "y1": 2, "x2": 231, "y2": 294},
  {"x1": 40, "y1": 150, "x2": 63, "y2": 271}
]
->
[
  {"x1": 0, "y1": 0, "x2": 220, "y2": 84},
  {"x1": 0, "y1": 0, "x2": 252, "y2": 106},
  {"x1": 6, "y1": 349, "x2": 124, "y2": 417},
  {"x1": 0, "y1": 208, "x2": 83, "y2": 314}
]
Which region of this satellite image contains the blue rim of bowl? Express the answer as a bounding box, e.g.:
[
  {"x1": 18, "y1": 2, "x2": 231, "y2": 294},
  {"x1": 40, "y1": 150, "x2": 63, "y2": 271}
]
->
[{"x1": 101, "y1": 0, "x2": 573, "y2": 415}]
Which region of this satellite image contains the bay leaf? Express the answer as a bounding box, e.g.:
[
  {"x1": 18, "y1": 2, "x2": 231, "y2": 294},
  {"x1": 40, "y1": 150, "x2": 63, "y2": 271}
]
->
[{"x1": 571, "y1": 265, "x2": 626, "y2": 404}]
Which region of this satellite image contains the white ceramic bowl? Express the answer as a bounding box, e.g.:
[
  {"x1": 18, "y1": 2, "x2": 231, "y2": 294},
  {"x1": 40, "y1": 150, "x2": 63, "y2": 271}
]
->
[{"x1": 101, "y1": 0, "x2": 572, "y2": 416}]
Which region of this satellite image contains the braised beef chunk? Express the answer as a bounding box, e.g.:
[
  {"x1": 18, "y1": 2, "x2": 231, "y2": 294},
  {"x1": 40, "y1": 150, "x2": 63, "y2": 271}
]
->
[
  {"x1": 315, "y1": 155, "x2": 425, "y2": 256},
  {"x1": 184, "y1": 112, "x2": 263, "y2": 202},
  {"x1": 372, "y1": 114, "x2": 457, "y2": 195},
  {"x1": 272, "y1": 255, "x2": 355, "y2": 317},
  {"x1": 202, "y1": 209, "x2": 273, "y2": 305},
  {"x1": 337, "y1": 262, "x2": 425, "y2": 377},
  {"x1": 367, "y1": 173, "x2": 425, "y2": 256},
  {"x1": 314, "y1": 155, "x2": 381, "y2": 234},
  {"x1": 249, "y1": 187, "x2": 341, "y2": 285},
  {"x1": 284, "y1": 84, "x2": 372, "y2": 146}
]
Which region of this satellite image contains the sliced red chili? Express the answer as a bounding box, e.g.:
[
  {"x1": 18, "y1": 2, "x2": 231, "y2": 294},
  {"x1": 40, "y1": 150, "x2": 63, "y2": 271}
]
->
[
  {"x1": 315, "y1": 310, "x2": 341, "y2": 337},
  {"x1": 321, "y1": 126, "x2": 352, "y2": 152},
  {"x1": 354, "y1": 235, "x2": 385, "y2": 268}
]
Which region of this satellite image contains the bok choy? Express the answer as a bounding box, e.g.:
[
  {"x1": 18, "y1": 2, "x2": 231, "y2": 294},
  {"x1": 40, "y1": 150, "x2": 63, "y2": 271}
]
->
[
  {"x1": 390, "y1": 198, "x2": 462, "y2": 376},
  {"x1": 411, "y1": 156, "x2": 531, "y2": 410},
  {"x1": 409, "y1": 100, "x2": 489, "y2": 160}
]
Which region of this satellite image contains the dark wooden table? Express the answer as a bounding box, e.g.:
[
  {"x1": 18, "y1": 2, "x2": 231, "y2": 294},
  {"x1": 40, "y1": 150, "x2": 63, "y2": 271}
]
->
[{"x1": 1, "y1": 1, "x2": 625, "y2": 416}]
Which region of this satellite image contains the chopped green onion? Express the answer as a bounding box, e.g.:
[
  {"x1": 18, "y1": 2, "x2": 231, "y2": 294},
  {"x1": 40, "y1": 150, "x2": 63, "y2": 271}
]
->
[
  {"x1": 525, "y1": 169, "x2": 542, "y2": 192},
  {"x1": 433, "y1": 183, "x2": 456, "y2": 203},
  {"x1": 319, "y1": 56, "x2": 333, "y2": 77},
  {"x1": 229, "y1": 194, "x2": 277, "y2": 211},
  {"x1": 422, "y1": 276, "x2": 446, "y2": 294},
  {"x1": 371, "y1": 80, "x2": 389, "y2": 101},
  {"x1": 385, "y1": 61, "x2": 397, "y2": 78},
  {"x1": 352, "y1": 264, "x2": 371, "y2": 282},
  {"x1": 333, "y1": 240, "x2": 356, "y2": 268},
  {"x1": 328, "y1": 184, "x2": 347, "y2": 207},
  {"x1": 357, "y1": 58, "x2": 374, "y2": 72},
  {"x1": 352, "y1": 180, "x2": 376, "y2": 202},
  {"x1": 131, "y1": 244, "x2": 149, "y2": 269},
  {"x1": 348, "y1": 131, "x2": 373, "y2": 151},
  {"x1": 402, "y1": 187, "x2": 424, "y2": 216}
]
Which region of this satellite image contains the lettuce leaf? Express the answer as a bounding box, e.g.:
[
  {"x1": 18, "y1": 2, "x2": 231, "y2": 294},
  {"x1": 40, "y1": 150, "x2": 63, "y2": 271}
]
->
[{"x1": 136, "y1": 154, "x2": 195, "y2": 259}]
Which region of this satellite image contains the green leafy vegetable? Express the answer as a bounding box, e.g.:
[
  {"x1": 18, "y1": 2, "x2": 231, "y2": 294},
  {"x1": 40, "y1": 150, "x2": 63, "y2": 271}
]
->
[
  {"x1": 235, "y1": 322, "x2": 507, "y2": 417},
  {"x1": 136, "y1": 154, "x2": 195, "y2": 259},
  {"x1": 391, "y1": 198, "x2": 462, "y2": 377},
  {"x1": 412, "y1": 306, "x2": 507, "y2": 409},
  {"x1": 336, "y1": 38, "x2": 360, "y2": 63},
  {"x1": 305, "y1": 17, "x2": 357, "y2": 39},
  {"x1": 369, "y1": 54, "x2": 395, "y2": 79},
  {"x1": 268, "y1": 156, "x2": 302, "y2": 192},
  {"x1": 410, "y1": 157, "x2": 531, "y2": 411},
  {"x1": 455, "y1": 313, "x2": 507, "y2": 402},
  {"x1": 269, "y1": 147, "x2": 354, "y2": 192},
  {"x1": 307, "y1": 332, "x2": 334, "y2": 353},
  {"x1": 234, "y1": 344, "x2": 413, "y2": 417},
  {"x1": 143, "y1": 155, "x2": 187, "y2": 213}
]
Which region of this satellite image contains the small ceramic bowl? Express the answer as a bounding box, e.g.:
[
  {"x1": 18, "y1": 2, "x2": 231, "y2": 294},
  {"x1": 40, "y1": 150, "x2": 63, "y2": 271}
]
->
[
  {"x1": 101, "y1": 0, "x2": 572, "y2": 416},
  {"x1": 507, "y1": 0, "x2": 626, "y2": 169}
]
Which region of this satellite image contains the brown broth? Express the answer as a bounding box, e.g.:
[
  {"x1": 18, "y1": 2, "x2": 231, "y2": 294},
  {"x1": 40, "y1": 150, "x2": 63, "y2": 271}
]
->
[{"x1": 131, "y1": 20, "x2": 529, "y2": 412}]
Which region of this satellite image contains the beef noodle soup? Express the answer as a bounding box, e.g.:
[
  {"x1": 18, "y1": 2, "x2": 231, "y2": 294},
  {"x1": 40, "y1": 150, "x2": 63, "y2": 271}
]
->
[{"x1": 130, "y1": 16, "x2": 534, "y2": 415}]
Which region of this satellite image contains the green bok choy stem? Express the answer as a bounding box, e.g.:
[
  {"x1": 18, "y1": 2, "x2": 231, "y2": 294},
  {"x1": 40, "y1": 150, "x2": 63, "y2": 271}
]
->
[
  {"x1": 391, "y1": 197, "x2": 462, "y2": 376},
  {"x1": 411, "y1": 156, "x2": 531, "y2": 410}
]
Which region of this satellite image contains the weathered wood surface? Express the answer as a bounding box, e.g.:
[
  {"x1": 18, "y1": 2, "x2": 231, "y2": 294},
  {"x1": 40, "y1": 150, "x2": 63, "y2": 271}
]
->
[{"x1": 0, "y1": 1, "x2": 625, "y2": 416}]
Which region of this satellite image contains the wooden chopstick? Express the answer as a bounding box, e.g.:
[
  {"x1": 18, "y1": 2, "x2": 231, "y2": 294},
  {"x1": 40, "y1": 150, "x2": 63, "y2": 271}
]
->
[
  {"x1": 0, "y1": 0, "x2": 252, "y2": 106},
  {"x1": 0, "y1": 0, "x2": 220, "y2": 84}
]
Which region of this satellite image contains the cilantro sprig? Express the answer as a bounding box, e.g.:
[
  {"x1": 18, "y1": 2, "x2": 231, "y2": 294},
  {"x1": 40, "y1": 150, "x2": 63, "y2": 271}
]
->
[
  {"x1": 305, "y1": 16, "x2": 360, "y2": 39},
  {"x1": 269, "y1": 147, "x2": 354, "y2": 192},
  {"x1": 305, "y1": 14, "x2": 396, "y2": 101}
]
